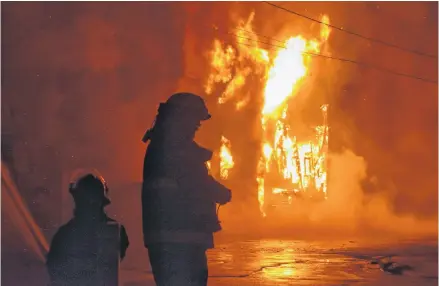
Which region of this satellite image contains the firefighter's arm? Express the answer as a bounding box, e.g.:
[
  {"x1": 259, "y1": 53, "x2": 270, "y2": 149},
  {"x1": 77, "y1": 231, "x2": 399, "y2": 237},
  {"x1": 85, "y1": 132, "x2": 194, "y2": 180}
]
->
[
  {"x1": 177, "y1": 171, "x2": 231, "y2": 205},
  {"x1": 204, "y1": 175, "x2": 232, "y2": 205},
  {"x1": 177, "y1": 149, "x2": 231, "y2": 204}
]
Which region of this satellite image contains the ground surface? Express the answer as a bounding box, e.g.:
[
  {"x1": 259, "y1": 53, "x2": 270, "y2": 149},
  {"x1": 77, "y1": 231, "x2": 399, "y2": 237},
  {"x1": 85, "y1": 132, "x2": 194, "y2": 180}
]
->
[
  {"x1": 3, "y1": 237, "x2": 437, "y2": 286},
  {"x1": 120, "y1": 239, "x2": 438, "y2": 286}
]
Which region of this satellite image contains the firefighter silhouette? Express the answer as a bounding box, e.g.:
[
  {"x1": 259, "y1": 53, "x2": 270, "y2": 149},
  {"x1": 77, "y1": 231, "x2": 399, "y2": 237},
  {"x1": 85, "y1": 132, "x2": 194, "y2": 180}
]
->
[
  {"x1": 46, "y1": 172, "x2": 129, "y2": 286},
  {"x1": 142, "y1": 92, "x2": 232, "y2": 286}
]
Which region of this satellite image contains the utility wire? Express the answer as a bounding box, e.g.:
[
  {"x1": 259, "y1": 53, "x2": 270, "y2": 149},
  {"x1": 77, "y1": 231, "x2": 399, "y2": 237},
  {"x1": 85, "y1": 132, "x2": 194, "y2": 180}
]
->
[
  {"x1": 263, "y1": 1, "x2": 438, "y2": 60},
  {"x1": 213, "y1": 27, "x2": 437, "y2": 84}
]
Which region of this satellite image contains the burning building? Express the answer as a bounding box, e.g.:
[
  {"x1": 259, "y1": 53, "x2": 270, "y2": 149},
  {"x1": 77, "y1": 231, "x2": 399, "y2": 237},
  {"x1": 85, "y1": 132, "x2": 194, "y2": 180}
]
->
[{"x1": 203, "y1": 12, "x2": 332, "y2": 217}]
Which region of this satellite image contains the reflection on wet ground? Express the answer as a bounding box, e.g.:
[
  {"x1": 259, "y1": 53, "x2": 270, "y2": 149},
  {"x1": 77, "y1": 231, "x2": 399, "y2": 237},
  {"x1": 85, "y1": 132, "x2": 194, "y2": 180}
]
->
[
  {"x1": 207, "y1": 240, "x2": 370, "y2": 285},
  {"x1": 121, "y1": 239, "x2": 438, "y2": 286}
]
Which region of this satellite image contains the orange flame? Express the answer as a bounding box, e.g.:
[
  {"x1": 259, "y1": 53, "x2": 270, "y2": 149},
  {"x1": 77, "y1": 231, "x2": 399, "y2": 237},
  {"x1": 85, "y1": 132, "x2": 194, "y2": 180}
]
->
[
  {"x1": 219, "y1": 136, "x2": 234, "y2": 179},
  {"x1": 263, "y1": 37, "x2": 308, "y2": 115},
  {"x1": 320, "y1": 15, "x2": 331, "y2": 42},
  {"x1": 206, "y1": 13, "x2": 331, "y2": 216}
]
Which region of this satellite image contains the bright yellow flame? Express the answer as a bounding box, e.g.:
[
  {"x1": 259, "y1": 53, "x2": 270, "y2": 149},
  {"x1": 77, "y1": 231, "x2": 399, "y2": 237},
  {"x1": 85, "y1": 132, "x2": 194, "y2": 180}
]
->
[
  {"x1": 219, "y1": 67, "x2": 250, "y2": 105},
  {"x1": 219, "y1": 136, "x2": 234, "y2": 179},
  {"x1": 236, "y1": 12, "x2": 270, "y2": 66},
  {"x1": 205, "y1": 12, "x2": 331, "y2": 216},
  {"x1": 263, "y1": 37, "x2": 308, "y2": 115},
  {"x1": 205, "y1": 40, "x2": 236, "y2": 96},
  {"x1": 258, "y1": 15, "x2": 331, "y2": 214},
  {"x1": 206, "y1": 12, "x2": 268, "y2": 106}
]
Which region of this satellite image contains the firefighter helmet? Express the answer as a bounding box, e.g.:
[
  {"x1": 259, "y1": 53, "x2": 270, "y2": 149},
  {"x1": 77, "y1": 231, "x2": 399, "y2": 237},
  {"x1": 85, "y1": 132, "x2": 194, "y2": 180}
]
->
[
  {"x1": 165, "y1": 92, "x2": 211, "y2": 121},
  {"x1": 69, "y1": 173, "x2": 111, "y2": 206}
]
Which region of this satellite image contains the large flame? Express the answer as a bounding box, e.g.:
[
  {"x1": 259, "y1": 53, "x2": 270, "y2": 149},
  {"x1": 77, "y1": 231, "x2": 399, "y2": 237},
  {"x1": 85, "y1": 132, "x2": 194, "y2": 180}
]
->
[
  {"x1": 263, "y1": 37, "x2": 308, "y2": 115},
  {"x1": 205, "y1": 13, "x2": 331, "y2": 216}
]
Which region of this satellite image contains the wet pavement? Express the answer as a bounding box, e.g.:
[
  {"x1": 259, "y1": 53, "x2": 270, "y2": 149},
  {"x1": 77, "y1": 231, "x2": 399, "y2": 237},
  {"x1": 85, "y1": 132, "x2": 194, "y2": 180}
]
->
[
  {"x1": 120, "y1": 239, "x2": 438, "y2": 286},
  {"x1": 2, "y1": 203, "x2": 437, "y2": 286}
]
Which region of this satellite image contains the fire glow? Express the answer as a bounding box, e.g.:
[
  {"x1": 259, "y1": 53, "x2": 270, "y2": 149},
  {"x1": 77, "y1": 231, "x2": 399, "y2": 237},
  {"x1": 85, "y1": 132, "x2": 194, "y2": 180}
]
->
[
  {"x1": 205, "y1": 12, "x2": 331, "y2": 216},
  {"x1": 219, "y1": 136, "x2": 234, "y2": 179}
]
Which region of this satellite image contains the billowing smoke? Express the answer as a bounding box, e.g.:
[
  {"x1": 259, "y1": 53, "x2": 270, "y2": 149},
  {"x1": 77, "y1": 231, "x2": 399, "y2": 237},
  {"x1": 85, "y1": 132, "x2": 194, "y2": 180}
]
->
[{"x1": 219, "y1": 149, "x2": 437, "y2": 240}]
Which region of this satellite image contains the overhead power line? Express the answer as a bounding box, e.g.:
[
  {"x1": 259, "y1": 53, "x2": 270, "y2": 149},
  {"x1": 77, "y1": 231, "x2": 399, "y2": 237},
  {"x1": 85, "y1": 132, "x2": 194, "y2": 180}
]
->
[
  {"x1": 213, "y1": 27, "x2": 437, "y2": 84},
  {"x1": 263, "y1": 1, "x2": 438, "y2": 60}
]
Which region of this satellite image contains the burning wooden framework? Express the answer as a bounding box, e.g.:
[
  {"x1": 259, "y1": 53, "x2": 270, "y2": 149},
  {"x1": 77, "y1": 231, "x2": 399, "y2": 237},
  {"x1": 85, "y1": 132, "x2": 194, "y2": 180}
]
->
[
  {"x1": 260, "y1": 104, "x2": 329, "y2": 214},
  {"x1": 204, "y1": 12, "x2": 332, "y2": 216}
]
